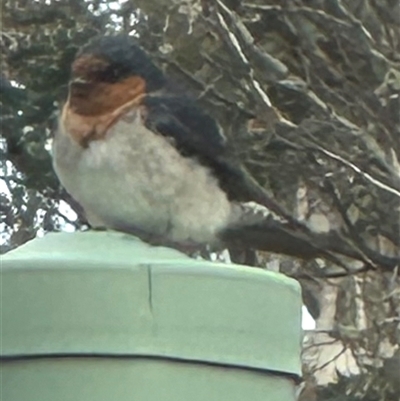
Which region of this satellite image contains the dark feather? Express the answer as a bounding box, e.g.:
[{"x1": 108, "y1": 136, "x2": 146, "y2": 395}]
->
[{"x1": 142, "y1": 95, "x2": 226, "y2": 157}]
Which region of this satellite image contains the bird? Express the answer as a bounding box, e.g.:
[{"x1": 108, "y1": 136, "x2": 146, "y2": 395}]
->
[{"x1": 53, "y1": 34, "x2": 320, "y2": 257}]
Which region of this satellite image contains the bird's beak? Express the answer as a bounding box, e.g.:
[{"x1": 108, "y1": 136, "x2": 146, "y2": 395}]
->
[
  {"x1": 68, "y1": 78, "x2": 96, "y2": 100},
  {"x1": 69, "y1": 77, "x2": 91, "y2": 86}
]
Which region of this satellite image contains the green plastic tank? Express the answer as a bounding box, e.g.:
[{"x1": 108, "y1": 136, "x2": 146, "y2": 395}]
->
[{"x1": 1, "y1": 232, "x2": 302, "y2": 400}]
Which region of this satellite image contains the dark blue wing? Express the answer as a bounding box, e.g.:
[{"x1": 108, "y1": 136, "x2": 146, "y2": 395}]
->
[{"x1": 142, "y1": 95, "x2": 227, "y2": 159}]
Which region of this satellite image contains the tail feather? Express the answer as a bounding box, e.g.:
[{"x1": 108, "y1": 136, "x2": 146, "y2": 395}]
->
[{"x1": 220, "y1": 216, "x2": 322, "y2": 259}]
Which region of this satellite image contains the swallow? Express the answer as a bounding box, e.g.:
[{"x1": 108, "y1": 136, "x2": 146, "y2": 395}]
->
[{"x1": 53, "y1": 34, "x2": 314, "y2": 254}]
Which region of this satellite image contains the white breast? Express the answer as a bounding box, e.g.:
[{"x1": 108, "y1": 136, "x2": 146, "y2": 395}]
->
[{"x1": 53, "y1": 109, "x2": 232, "y2": 244}]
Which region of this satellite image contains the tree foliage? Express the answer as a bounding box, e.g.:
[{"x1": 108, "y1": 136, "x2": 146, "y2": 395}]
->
[{"x1": 1, "y1": 1, "x2": 399, "y2": 399}]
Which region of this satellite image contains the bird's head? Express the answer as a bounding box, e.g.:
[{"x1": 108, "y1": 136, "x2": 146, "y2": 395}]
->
[{"x1": 68, "y1": 35, "x2": 165, "y2": 116}]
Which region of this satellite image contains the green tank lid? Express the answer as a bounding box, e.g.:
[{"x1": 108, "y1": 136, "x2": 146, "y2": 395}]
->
[{"x1": 1, "y1": 231, "x2": 302, "y2": 401}]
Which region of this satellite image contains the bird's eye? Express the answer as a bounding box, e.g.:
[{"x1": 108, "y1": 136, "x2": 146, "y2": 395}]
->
[{"x1": 97, "y1": 64, "x2": 129, "y2": 83}]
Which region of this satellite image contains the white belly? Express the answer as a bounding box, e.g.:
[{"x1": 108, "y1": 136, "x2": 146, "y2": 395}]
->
[{"x1": 53, "y1": 110, "x2": 232, "y2": 244}]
